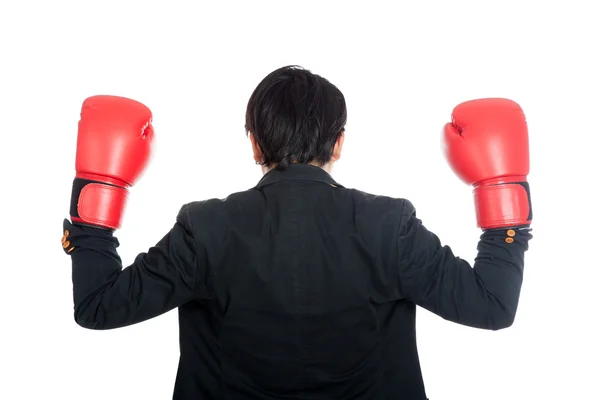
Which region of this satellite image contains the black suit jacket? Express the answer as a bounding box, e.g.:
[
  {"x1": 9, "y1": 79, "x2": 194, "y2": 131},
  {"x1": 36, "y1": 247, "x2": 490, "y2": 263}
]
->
[{"x1": 64, "y1": 164, "x2": 531, "y2": 399}]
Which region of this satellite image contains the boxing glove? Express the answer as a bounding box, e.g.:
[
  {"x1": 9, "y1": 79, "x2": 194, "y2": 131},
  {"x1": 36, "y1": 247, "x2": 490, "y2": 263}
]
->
[
  {"x1": 69, "y1": 95, "x2": 154, "y2": 230},
  {"x1": 442, "y1": 98, "x2": 532, "y2": 230}
]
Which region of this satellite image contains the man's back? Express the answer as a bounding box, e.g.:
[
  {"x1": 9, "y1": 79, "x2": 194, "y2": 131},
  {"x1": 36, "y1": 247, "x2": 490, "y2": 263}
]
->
[{"x1": 174, "y1": 164, "x2": 427, "y2": 399}]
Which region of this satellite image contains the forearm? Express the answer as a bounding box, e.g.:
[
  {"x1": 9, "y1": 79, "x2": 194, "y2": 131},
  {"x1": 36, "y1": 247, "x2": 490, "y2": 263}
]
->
[
  {"x1": 65, "y1": 219, "x2": 124, "y2": 329},
  {"x1": 64, "y1": 204, "x2": 200, "y2": 330},
  {"x1": 437, "y1": 227, "x2": 531, "y2": 330},
  {"x1": 397, "y1": 204, "x2": 532, "y2": 330}
]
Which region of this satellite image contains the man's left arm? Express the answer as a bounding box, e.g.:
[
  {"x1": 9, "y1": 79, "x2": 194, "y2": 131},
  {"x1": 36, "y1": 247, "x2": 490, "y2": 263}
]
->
[{"x1": 62, "y1": 204, "x2": 204, "y2": 330}]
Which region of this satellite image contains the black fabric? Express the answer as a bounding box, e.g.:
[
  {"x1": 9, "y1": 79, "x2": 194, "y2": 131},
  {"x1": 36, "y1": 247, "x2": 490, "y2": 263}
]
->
[
  {"x1": 69, "y1": 177, "x2": 93, "y2": 219},
  {"x1": 64, "y1": 163, "x2": 532, "y2": 400},
  {"x1": 519, "y1": 181, "x2": 533, "y2": 221}
]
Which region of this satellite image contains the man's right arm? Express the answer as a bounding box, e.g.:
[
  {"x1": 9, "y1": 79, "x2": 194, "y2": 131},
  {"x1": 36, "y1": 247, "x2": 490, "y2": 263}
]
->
[
  {"x1": 399, "y1": 98, "x2": 534, "y2": 329},
  {"x1": 396, "y1": 200, "x2": 532, "y2": 330}
]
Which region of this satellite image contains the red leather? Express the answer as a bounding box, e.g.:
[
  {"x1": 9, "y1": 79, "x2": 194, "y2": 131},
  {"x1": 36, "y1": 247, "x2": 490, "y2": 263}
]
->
[
  {"x1": 473, "y1": 179, "x2": 530, "y2": 229},
  {"x1": 74, "y1": 184, "x2": 129, "y2": 229},
  {"x1": 443, "y1": 98, "x2": 532, "y2": 229},
  {"x1": 72, "y1": 95, "x2": 154, "y2": 229}
]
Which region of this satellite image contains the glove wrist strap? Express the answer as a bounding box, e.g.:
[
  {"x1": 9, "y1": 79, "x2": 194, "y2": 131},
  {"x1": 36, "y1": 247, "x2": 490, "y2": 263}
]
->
[
  {"x1": 474, "y1": 178, "x2": 533, "y2": 230},
  {"x1": 70, "y1": 177, "x2": 129, "y2": 230}
]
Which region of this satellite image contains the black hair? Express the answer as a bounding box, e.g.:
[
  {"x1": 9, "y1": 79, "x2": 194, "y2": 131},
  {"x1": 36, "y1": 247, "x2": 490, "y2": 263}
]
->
[{"x1": 245, "y1": 65, "x2": 347, "y2": 170}]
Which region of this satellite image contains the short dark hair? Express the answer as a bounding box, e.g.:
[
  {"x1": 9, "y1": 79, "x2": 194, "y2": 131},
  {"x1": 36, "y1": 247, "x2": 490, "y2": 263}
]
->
[{"x1": 245, "y1": 65, "x2": 347, "y2": 170}]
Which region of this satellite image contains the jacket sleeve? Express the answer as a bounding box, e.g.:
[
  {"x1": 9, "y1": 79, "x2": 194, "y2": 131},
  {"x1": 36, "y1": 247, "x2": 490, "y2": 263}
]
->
[
  {"x1": 64, "y1": 204, "x2": 205, "y2": 330},
  {"x1": 396, "y1": 200, "x2": 532, "y2": 330}
]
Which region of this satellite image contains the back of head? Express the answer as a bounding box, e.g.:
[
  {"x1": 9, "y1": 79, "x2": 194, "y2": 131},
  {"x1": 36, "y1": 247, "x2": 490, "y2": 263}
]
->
[{"x1": 245, "y1": 66, "x2": 347, "y2": 170}]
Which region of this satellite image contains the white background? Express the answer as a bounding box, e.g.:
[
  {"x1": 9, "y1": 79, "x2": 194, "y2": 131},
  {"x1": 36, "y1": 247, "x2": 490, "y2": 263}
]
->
[{"x1": 1, "y1": 1, "x2": 599, "y2": 399}]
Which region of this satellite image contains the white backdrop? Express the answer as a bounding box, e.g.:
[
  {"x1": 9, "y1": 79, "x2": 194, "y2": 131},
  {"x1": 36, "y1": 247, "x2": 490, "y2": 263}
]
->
[{"x1": 1, "y1": 1, "x2": 599, "y2": 399}]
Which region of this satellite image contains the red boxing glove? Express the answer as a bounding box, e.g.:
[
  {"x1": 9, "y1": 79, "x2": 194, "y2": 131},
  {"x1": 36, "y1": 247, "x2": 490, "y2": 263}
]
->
[
  {"x1": 443, "y1": 98, "x2": 532, "y2": 230},
  {"x1": 69, "y1": 95, "x2": 154, "y2": 230}
]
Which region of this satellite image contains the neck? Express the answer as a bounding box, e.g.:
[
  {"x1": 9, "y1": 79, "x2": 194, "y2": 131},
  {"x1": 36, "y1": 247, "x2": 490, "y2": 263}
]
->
[{"x1": 261, "y1": 161, "x2": 333, "y2": 175}]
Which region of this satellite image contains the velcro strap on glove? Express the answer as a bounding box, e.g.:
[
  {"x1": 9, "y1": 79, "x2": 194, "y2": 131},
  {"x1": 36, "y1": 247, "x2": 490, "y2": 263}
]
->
[
  {"x1": 70, "y1": 177, "x2": 129, "y2": 230},
  {"x1": 474, "y1": 181, "x2": 532, "y2": 230}
]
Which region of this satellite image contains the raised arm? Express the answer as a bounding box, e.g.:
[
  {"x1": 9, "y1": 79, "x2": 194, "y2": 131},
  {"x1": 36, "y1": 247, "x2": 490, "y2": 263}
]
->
[
  {"x1": 397, "y1": 98, "x2": 533, "y2": 330},
  {"x1": 62, "y1": 96, "x2": 202, "y2": 329}
]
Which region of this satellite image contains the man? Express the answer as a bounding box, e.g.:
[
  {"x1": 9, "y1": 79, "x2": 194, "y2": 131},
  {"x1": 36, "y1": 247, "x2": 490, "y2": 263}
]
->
[{"x1": 62, "y1": 66, "x2": 533, "y2": 399}]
